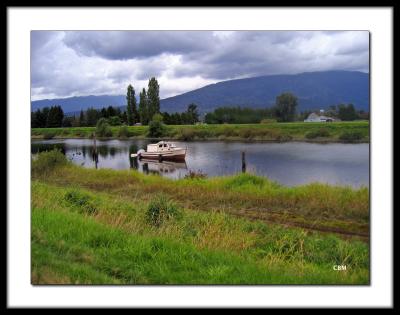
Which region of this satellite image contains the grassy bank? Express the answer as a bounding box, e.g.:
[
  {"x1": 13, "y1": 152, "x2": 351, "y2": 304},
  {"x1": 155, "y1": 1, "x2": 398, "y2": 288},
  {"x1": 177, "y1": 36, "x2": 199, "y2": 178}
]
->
[
  {"x1": 31, "y1": 151, "x2": 369, "y2": 284},
  {"x1": 31, "y1": 121, "x2": 369, "y2": 142}
]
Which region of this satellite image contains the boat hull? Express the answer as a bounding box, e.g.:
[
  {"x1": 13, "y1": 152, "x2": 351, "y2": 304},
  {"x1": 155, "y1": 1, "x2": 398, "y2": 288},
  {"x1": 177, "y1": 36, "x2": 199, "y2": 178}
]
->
[{"x1": 138, "y1": 148, "x2": 186, "y2": 161}]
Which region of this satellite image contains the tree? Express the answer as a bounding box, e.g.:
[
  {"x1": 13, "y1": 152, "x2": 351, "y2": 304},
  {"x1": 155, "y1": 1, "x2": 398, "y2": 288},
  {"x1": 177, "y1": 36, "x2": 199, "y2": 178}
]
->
[
  {"x1": 79, "y1": 110, "x2": 86, "y2": 127},
  {"x1": 108, "y1": 116, "x2": 122, "y2": 126},
  {"x1": 40, "y1": 107, "x2": 50, "y2": 127},
  {"x1": 85, "y1": 107, "x2": 99, "y2": 126},
  {"x1": 106, "y1": 106, "x2": 116, "y2": 118},
  {"x1": 120, "y1": 111, "x2": 128, "y2": 124},
  {"x1": 185, "y1": 103, "x2": 199, "y2": 124},
  {"x1": 126, "y1": 84, "x2": 138, "y2": 125},
  {"x1": 46, "y1": 106, "x2": 64, "y2": 127},
  {"x1": 62, "y1": 116, "x2": 73, "y2": 127},
  {"x1": 95, "y1": 118, "x2": 112, "y2": 137},
  {"x1": 100, "y1": 108, "x2": 108, "y2": 118},
  {"x1": 147, "y1": 77, "x2": 160, "y2": 121},
  {"x1": 31, "y1": 108, "x2": 47, "y2": 128},
  {"x1": 338, "y1": 103, "x2": 358, "y2": 121},
  {"x1": 147, "y1": 113, "x2": 166, "y2": 138},
  {"x1": 274, "y1": 92, "x2": 298, "y2": 122},
  {"x1": 139, "y1": 88, "x2": 149, "y2": 125}
]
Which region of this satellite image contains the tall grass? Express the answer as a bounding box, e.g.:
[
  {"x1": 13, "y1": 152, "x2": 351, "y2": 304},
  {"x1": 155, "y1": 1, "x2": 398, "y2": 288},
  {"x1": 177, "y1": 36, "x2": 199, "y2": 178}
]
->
[
  {"x1": 31, "y1": 181, "x2": 369, "y2": 284},
  {"x1": 32, "y1": 153, "x2": 369, "y2": 236}
]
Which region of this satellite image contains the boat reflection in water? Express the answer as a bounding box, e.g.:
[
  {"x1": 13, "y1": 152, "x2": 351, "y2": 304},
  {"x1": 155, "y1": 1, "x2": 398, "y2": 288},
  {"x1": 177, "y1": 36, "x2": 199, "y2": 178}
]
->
[{"x1": 138, "y1": 158, "x2": 188, "y2": 177}]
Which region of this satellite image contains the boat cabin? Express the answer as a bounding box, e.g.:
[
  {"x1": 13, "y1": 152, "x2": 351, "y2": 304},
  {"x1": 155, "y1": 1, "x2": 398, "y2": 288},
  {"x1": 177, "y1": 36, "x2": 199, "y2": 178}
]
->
[{"x1": 147, "y1": 141, "x2": 177, "y2": 153}]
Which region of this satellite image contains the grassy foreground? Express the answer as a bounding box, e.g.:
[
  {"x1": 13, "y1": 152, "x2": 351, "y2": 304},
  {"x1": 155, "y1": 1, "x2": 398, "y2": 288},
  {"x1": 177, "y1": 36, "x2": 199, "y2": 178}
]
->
[
  {"x1": 31, "y1": 151, "x2": 369, "y2": 284},
  {"x1": 31, "y1": 121, "x2": 369, "y2": 142}
]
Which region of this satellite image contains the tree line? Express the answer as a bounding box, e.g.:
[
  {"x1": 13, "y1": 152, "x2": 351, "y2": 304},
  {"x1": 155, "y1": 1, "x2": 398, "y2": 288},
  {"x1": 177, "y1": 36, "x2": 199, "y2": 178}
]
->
[
  {"x1": 205, "y1": 93, "x2": 369, "y2": 124},
  {"x1": 31, "y1": 88, "x2": 368, "y2": 128},
  {"x1": 32, "y1": 77, "x2": 201, "y2": 128}
]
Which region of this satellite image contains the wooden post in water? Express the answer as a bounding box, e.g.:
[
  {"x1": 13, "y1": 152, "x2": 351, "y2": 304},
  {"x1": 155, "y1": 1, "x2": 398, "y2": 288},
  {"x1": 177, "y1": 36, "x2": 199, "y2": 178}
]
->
[
  {"x1": 241, "y1": 151, "x2": 246, "y2": 173},
  {"x1": 93, "y1": 132, "x2": 98, "y2": 169}
]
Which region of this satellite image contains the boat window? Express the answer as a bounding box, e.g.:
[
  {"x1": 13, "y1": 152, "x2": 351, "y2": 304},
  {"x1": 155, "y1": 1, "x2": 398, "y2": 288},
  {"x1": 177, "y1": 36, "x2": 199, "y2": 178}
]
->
[
  {"x1": 159, "y1": 144, "x2": 162, "y2": 148},
  {"x1": 164, "y1": 144, "x2": 168, "y2": 147}
]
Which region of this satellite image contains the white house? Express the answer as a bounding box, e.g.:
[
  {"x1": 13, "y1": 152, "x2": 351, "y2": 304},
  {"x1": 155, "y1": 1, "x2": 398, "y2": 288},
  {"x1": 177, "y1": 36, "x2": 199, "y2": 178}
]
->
[{"x1": 304, "y1": 110, "x2": 335, "y2": 122}]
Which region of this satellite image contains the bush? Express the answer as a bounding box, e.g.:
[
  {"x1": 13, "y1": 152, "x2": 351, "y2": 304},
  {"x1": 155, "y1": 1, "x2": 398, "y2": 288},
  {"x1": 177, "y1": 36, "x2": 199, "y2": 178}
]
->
[
  {"x1": 305, "y1": 128, "x2": 331, "y2": 139},
  {"x1": 276, "y1": 133, "x2": 293, "y2": 142},
  {"x1": 43, "y1": 132, "x2": 56, "y2": 139},
  {"x1": 117, "y1": 125, "x2": 131, "y2": 138},
  {"x1": 339, "y1": 131, "x2": 364, "y2": 142},
  {"x1": 64, "y1": 189, "x2": 97, "y2": 215},
  {"x1": 32, "y1": 149, "x2": 67, "y2": 176},
  {"x1": 178, "y1": 128, "x2": 195, "y2": 141},
  {"x1": 238, "y1": 128, "x2": 256, "y2": 139},
  {"x1": 219, "y1": 126, "x2": 238, "y2": 137},
  {"x1": 96, "y1": 118, "x2": 113, "y2": 137},
  {"x1": 108, "y1": 116, "x2": 122, "y2": 126},
  {"x1": 147, "y1": 116, "x2": 166, "y2": 138},
  {"x1": 146, "y1": 194, "x2": 181, "y2": 227}
]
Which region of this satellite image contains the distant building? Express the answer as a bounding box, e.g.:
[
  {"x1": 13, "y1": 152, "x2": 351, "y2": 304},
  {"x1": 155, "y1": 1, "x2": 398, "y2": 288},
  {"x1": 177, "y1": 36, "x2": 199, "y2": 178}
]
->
[{"x1": 304, "y1": 110, "x2": 336, "y2": 122}]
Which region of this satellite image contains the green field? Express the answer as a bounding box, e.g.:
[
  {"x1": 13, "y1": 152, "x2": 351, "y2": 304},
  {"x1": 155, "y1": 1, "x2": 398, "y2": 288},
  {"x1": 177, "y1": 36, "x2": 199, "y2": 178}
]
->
[
  {"x1": 31, "y1": 121, "x2": 369, "y2": 142},
  {"x1": 31, "y1": 151, "x2": 369, "y2": 284}
]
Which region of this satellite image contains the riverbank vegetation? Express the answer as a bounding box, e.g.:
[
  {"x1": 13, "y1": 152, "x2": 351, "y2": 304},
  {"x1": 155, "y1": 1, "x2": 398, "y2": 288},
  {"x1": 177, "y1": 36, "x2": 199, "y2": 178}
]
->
[
  {"x1": 31, "y1": 150, "x2": 369, "y2": 284},
  {"x1": 32, "y1": 120, "x2": 369, "y2": 142}
]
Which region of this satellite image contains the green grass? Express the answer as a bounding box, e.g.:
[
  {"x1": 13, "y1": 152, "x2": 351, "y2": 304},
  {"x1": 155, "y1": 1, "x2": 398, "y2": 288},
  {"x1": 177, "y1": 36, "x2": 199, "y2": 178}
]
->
[
  {"x1": 33, "y1": 163, "x2": 369, "y2": 237},
  {"x1": 31, "y1": 121, "x2": 369, "y2": 142},
  {"x1": 31, "y1": 181, "x2": 369, "y2": 284},
  {"x1": 31, "y1": 151, "x2": 369, "y2": 284}
]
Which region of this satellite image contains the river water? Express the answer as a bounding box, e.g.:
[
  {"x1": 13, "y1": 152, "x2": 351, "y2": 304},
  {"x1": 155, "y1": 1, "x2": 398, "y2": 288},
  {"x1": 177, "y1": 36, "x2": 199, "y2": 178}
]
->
[{"x1": 31, "y1": 139, "x2": 369, "y2": 187}]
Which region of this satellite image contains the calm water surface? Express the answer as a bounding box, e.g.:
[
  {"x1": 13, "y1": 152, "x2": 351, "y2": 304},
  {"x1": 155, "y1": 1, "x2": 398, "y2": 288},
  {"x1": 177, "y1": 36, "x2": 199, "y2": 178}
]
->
[{"x1": 31, "y1": 139, "x2": 369, "y2": 187}]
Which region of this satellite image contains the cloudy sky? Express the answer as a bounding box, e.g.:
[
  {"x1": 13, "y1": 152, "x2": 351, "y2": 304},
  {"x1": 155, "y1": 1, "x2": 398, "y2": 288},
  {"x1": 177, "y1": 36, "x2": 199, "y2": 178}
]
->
[{"x1": 31, "y1": 31, "x2": 369, "y2": 101}]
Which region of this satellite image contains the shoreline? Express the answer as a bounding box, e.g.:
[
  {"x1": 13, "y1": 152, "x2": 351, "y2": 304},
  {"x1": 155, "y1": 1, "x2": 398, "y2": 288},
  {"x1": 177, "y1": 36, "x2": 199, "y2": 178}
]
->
[
  {"x1": 31, "y1": 135, "x2": 369, "y2": 144},
  {"x1": 31, "y1": 121, "x2": 370, "y2": 143}
]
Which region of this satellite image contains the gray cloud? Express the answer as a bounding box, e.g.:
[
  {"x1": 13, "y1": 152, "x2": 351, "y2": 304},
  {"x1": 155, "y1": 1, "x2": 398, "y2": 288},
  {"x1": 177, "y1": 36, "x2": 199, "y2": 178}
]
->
[
  {"x1": 63, "y1": 31, "x2": 213, "y2": 60},
  {"x1": 31, "y1": 30, "x2": 369, "y2": 100}
]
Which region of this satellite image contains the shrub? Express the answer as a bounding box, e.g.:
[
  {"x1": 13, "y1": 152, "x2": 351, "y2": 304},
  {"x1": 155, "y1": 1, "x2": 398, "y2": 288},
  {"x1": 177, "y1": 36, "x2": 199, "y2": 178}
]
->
[
  {"x1": 194, "y1": 129, "x2": 212, "y2": 139},
  {"x1": 32, "y1": 149, "x2": 67, "y2": 176},
  {"x1": 219, "y1": 126, "x2": 238, "y2": 137},
  {"x1": 146, "y1": 194, "x2": 181, "y2": 227},
  {"x1": 108, "y1": 116, "x2": 122, "y2": 126},
  {"x1": 238, "y1": 128, "x2": 255, "y2": 139},
  {"x1": 276, "y1": 133, "x2": 293, "y2": 142},
  {"x1": 178, "y1": 128, "x2": 195, "y2": 141},
  {"x1": 96, "y1": 118, "x2": 113, "y2": 137},
  {"x1": 305, "y1": 128, "x2": 331, "y2": 139},
  {"x1": 64, "y1": 189, "x2": 97, "y2": 215},
  {"x1": 43, "y1": 132, "x2": 55, "y2": 139},
  {"x1": 117, "y1": 125, "x2": 131, "y2": 138},
  {"x1": 339, "y1": 131, "x2": 364, "y2": 142},
  {"x1": 147, "y1": 116, "x2": 166, "y2": 138}
]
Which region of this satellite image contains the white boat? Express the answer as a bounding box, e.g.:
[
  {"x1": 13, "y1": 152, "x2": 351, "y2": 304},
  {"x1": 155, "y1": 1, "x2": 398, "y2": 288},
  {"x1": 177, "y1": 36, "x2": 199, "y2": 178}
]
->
[{"x1": 131, "y1": 141, "x2": 186, "y2": 161}]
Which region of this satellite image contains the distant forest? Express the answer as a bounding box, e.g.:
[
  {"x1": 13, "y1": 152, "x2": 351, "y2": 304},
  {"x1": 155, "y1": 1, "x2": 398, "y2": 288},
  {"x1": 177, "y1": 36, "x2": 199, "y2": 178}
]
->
[{"x1": 31, "y1": 80, "x2": 369, "y2": 128}]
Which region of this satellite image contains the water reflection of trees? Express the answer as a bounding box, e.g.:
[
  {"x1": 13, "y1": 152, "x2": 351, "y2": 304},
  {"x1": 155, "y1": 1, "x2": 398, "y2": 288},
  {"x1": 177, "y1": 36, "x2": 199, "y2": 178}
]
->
[{"x1": 31, "y1": 143, "x2": 65, "y2": 155}]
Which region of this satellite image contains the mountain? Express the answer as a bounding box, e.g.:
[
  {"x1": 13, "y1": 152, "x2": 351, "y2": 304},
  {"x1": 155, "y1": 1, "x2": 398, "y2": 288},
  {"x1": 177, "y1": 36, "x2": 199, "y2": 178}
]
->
[
  {"x1": 31, "y1": 95, "x2": 127, "y2": 113},
  {"x1": 31, "y1": 71, "x2": 369, "y2": 114},
  {"x1": 160, "y1": 71, "x2": 369, "y2": 113}
]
